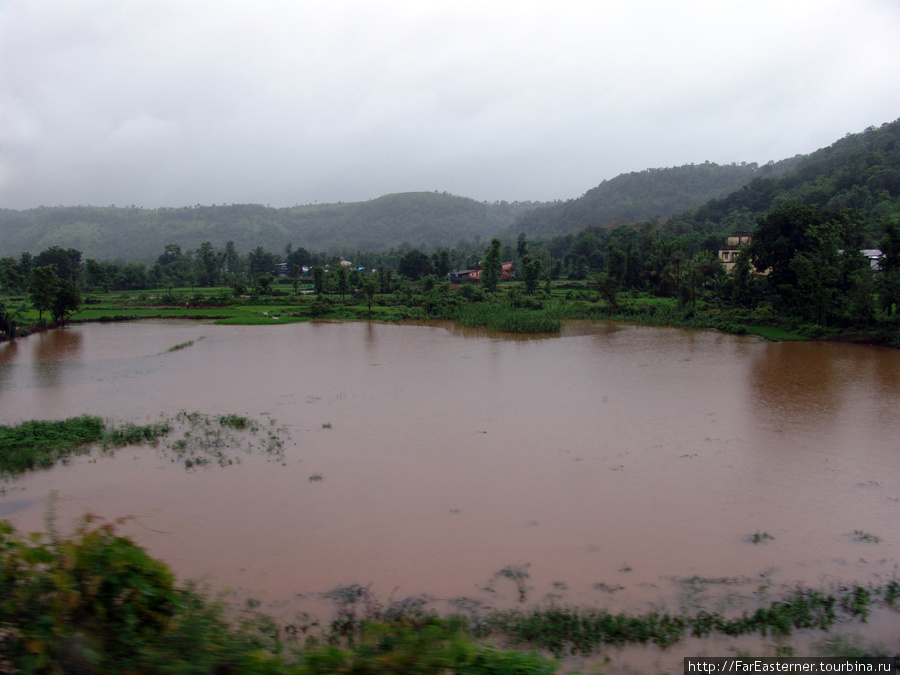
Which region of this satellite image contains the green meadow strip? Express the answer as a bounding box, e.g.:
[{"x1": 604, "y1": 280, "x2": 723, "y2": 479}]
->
[{"x1": 454, "y1": 303, "x2": 562, "y2": 333}]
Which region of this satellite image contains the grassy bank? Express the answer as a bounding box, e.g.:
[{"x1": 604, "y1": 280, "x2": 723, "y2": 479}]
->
[{"x1": 8, "y1": 281, "x2": 887, "y2": 341}]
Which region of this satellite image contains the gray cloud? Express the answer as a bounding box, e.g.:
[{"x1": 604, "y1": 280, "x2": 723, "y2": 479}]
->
[{"x1": 2, "y1": 0, "x2": 899, "y2": 209}]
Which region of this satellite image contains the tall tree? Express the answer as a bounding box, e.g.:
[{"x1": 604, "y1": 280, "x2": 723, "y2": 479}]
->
[
  {"x1": 481, "y1": 238, "x2": 502, "y2": 292},
  {"x1": 311, "y1": 265, "x2": 325, "y2": 296},
  {"x1": 516, "y1": 232, "x2": 528, "y2": 259},
  {"x1": 29, "y1": 265, "x2": 58, "y2": 321},
  {"x1": 34, "y1": 246, "x2": 81, "y2": 283},
  {"x1": 877, "y1": 219, "x2": 900, "y2": 315},
  {"x1": 50, "y1": 279, "x2": 82, "y2": 324},
  {"x1": 0, "y1": 258, "x2": 27, "y2": 293},
  {"x1": 84, "y1": 259, "x2": 111, "y2": 293},
  {"x1": 750, "y1": 205, "x2": 828, "y2": 293},
  {"x1": 247, "y1": 246, "x2": 276, "y2": 278},
  {"x1": 362, "y1": 278, "x2": 377, "y2": 318},
  {"x1": 195, "y1": 242, "x2": 222, "y2": 287},
  {"x1": 430, "y1": 249, "x2": 451, "y2": 278},
  {"x1": 521, "y1": 254, "x2": 542, "y2": 294},
  {"x1": 334, "y1": 264, "x2": 349, "y2": 300},
  {"x1": 730, "y1": 246, "x2": 754, "y2": 308},
  {"x1": 789, "y1": 220, "x2": 841, "y2": 325},
  {"x1": 594, "y1": 272, "x2": 620, "y2": 310},
  {"x1": 223, "y1": 241, "x2": 244, "y2": 276},
  {"x1": 398, "y1": 249, "x2": 430, "y2": 280}
]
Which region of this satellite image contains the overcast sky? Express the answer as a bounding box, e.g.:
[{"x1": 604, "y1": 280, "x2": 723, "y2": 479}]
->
[{"x1": 2, "y1": 0, "x2": 899, "y2": 210}]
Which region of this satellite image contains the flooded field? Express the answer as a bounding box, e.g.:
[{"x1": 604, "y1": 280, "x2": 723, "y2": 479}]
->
[{"x1": 2, "y1": 320, "x2": 899, "y2": 668}]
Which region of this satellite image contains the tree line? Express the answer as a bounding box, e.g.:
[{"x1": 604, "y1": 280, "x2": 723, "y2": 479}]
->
[{"x1": 2, "y1": 202, "x2": 899, "y2": 344}]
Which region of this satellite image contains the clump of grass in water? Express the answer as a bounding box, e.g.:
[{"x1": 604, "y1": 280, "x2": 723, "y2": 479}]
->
[
  {"x1": 217, "y1": 414, "x2": 252, "y2": 430},
  {"x1": 750, "y1": 531, "x2": 775, "y2": 544},
  {"x1": 496, "y1": 564, "x2": 531, "y2": 603},
  {"x1": 854, "y1": 529, "x2": 882, "y2": 543},
  {"x1": 167, "y1": 410, "x2": 288, "y2": 468},
  {"x1": 308, "y1": 473, "x2": 323, "y2": 482},
  {"x1": 0, "y1": 416, "x2": 105, "y2": 477},
  {"x1": 164, "y1": 336, "x2": 204, "y2": 353},
  {"x1": 594, "y1": 582, "x2": 625, "y2": 593},
  {"x1": 101, "y1": 421, "x2": 171, "y2": 448}
]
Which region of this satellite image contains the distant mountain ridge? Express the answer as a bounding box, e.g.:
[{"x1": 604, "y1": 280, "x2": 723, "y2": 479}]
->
[
  {"x1": 0, "y1": 161, "x2": 784, "y2": 262},
  {"x1": 0, "y1": 193, "x2": 539, "y2": 263}
]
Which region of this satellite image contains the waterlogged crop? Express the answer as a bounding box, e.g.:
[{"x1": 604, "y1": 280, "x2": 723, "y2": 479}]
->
[
  {"x1": 0, "y1": 416, "x2": 168, "y2": 478},
  {"x1": 0, "y1": 415, "x2": 105, "y2": 477},
  {"x1": 168, "y1": 410, "x2": 288, "y2": 467},
  {"x1": 0, "y1": 412, "x2": 289, "y2": 479}
]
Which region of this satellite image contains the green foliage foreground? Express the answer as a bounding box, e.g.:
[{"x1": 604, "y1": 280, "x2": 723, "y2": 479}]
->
[{"x1": 0, "y1": 518, "x2": 557, "y2": 674}]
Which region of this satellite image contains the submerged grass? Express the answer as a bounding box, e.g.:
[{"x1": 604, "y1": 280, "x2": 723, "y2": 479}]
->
[
  {"x1": 0, "y1": 412, "x2": 286, "y2": 478},
  {"x1": 0, "y1": 415, "x2": 105, "y2": 477},
  {"x1": 101, "y1": 421, "x2": 172, "y2": 448},
  {"x1": 323, "y1": 579, "x2": 900, "y2": 660},
  {"x1": 0, "y1": 416, "x2": 177, "y2": 478}
]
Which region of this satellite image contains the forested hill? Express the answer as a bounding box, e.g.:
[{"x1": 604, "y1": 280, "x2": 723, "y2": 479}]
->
[
  {"x1": 502, "y1": 160, "x2": 800, "y2": 241},
  {"x1": 0, "y1": 192, "x2": 539, "y2": 263},
  {"x1": 664, "y1": 118, "x2": 900, "y2": 241}
]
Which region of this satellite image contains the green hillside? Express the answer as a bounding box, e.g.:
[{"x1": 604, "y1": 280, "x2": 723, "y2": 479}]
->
[
  {"x1": 0, "y1": 193, "x2": 539, "y2": 263},
  {"x1": 504, "y1": 160, "x2": 800, "y2": 241},
  {"x1": 664, "y1": 118, "x2": 900, "y2": 242}
]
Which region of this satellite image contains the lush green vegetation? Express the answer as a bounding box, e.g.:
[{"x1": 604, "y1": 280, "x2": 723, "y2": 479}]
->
[
  {"x1": 0, "y1": 517, "x2": 559, "y2": 674},
  {"x1": 666, "y1": 119, "x2": 900, "y2": 242},
  {"x1": 505, "y1": 160, "x2": 798, "y2": 241}
]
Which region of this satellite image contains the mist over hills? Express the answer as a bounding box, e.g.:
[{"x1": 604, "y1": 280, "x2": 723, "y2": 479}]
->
[
  {"x1": 0, "y1": 194, "x2": 538, "y2": 263},
  {"x1": 2, "y1": 118, "x2": 898, "y2": 263},
  {"x1": 0, "y1": 163, "x2": 772, "y2": 263}
]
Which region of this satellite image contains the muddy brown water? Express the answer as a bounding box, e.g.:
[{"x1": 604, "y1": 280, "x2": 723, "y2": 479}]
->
[{"x1": 2, "y1": 320, "x2": 900, "y2": 665}]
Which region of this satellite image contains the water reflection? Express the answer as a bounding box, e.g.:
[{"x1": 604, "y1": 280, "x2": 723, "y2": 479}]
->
[
  {"x1": 0, "y1": 340, "x2": 19, "y2": 392},
  {"x1": 748, "y1": 342, "x2": 843, "y2": 431},
  {"x1": 0, "y1": 339, "x2": 19, "y2": 366},
  {"x1": 31, "y1": 328, "x2": 84, "y2": 388}
]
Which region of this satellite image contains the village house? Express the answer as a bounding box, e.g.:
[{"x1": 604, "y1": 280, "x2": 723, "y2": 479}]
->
[
  {"x1": 717, "y1": 232, "x2": 753, "y2": 274},
  {"x1": 448, "y1": 261, "x2": 515, "y2": 282},
  {"x1": 719, "y1": 232, "x2": 885, "y2": 275}
]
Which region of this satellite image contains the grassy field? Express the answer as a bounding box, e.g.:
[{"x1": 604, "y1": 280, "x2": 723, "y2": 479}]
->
[{"x1": 1, "y1": 282, "x2": 835, "y2": 341}]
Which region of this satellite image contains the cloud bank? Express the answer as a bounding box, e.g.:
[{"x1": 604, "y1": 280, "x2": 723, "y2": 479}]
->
[{"x1": 2, "y1": 0, "x2": 899, "y2": 209}]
